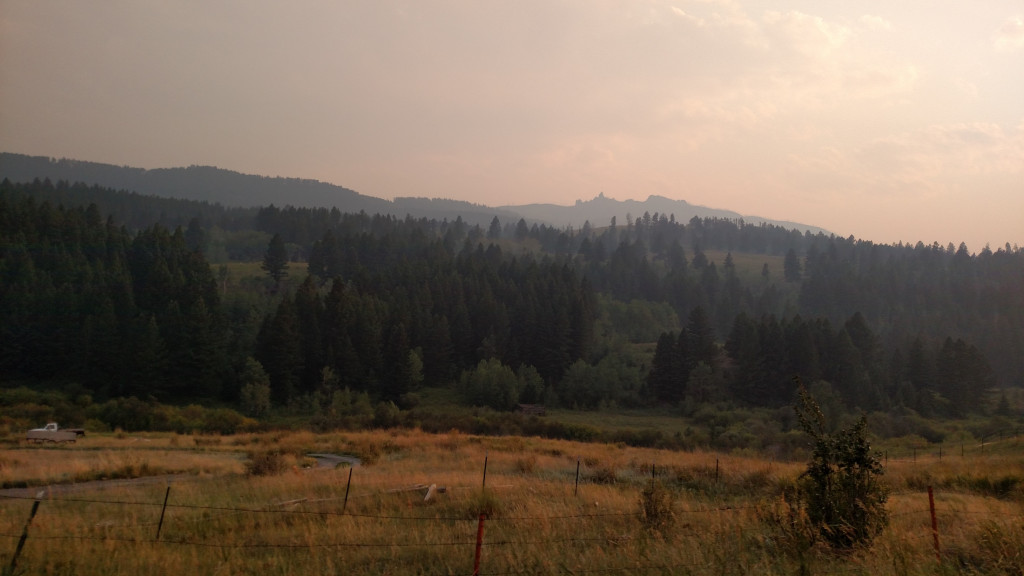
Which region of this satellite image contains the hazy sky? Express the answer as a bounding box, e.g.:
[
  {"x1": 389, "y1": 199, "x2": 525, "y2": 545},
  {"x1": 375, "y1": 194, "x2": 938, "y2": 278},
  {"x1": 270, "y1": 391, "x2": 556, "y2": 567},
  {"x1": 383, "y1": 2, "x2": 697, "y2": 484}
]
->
[{"x1": 2, "y1": 1, "x2": 1022, "y2": 250}]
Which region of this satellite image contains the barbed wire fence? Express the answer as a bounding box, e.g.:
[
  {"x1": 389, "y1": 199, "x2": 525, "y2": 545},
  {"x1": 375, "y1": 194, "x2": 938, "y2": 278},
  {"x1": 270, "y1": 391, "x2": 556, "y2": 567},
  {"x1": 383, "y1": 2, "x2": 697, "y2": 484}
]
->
[
  {"x1": 879, "y1": 424, "x2": 1024, "y2": 464},
  {"x1": 1, "y1": 452, "x2": 1020, "y2": 576}
]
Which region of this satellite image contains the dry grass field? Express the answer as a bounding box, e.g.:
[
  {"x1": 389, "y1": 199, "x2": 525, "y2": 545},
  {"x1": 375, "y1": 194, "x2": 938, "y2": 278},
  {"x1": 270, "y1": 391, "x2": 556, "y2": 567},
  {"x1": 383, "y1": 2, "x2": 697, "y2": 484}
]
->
[{"x1": 0, "y1": 428, "x2": 1021, "y2": 575}]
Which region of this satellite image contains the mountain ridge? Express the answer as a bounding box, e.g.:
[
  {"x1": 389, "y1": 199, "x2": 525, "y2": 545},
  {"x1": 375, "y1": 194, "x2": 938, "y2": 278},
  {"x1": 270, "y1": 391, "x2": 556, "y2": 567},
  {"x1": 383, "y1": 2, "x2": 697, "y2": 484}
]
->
[{"x1": 0, "y1": 152, "x2": 829, "y2": 236}]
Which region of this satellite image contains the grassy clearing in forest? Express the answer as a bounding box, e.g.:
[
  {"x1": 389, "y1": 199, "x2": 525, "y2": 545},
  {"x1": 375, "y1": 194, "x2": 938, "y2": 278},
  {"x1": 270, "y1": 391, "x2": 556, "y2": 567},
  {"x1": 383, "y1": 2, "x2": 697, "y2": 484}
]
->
[{"x1": 0, "y1": 428, "x2": 1021, "y2": 575}]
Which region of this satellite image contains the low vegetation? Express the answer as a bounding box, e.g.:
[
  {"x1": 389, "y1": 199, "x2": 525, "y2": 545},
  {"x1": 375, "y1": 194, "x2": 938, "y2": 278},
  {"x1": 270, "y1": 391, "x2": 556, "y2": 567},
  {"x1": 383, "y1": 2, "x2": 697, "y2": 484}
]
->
[{"x1": 0, "y1": 425, "x2": 1020, "y2": 575}]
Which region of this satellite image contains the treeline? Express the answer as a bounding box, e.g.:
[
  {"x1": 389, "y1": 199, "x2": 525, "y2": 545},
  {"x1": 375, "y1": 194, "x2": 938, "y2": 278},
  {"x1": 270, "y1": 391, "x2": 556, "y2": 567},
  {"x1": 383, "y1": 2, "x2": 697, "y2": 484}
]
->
[
  {"x1": 255, "y1": 240, "x2": 596, "y2": 407},
  {"x1": 0, "y1": 186, "x2": 597, "y2": 411},
  {"x1": 2, "y1": 180, "x2": 1022, "y2": 420},
  {"x1": 0, "y1": 189, "x2": 229, "y2": 401},
  {"x1": 261, "y1": 202, "x2": 1024, "y2": 388},
  {"x1": 648, "y1": 311, "x2": 995, "y2": 418},
  {"x1": 0, "y1": 177, "x2": 254, "y2": 234}
]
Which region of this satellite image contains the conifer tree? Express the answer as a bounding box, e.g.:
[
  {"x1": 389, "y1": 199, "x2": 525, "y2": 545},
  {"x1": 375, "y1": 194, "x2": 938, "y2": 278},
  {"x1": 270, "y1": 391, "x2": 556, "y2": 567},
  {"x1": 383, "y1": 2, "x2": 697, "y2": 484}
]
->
[{"x1": 261, "y1": 233, "x2": 289, "y2": 286}]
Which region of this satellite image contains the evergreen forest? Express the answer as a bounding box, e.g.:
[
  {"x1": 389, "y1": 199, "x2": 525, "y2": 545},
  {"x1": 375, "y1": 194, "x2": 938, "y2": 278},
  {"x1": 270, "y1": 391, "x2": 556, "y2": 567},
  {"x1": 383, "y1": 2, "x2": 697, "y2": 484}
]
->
[{"x1": 2, "y1": 178, "x2": 1022, "y2": 441}]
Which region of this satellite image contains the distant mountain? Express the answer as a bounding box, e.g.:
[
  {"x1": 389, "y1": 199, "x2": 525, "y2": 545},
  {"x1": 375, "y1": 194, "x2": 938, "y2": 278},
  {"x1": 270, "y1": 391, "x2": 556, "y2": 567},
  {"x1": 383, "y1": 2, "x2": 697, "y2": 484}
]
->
[
  {"x1": 0, "y1": 153, "x2": 523, "y2": 228},
  {"x1": 505, "y1": 192, "x2": 829, "y2": 235},
  {"x1": 0, "y1": 152, "x2": 829, "y2": 236},
  {"x1": 0, "y1": 152, "x2": 386, "y2": 211}
]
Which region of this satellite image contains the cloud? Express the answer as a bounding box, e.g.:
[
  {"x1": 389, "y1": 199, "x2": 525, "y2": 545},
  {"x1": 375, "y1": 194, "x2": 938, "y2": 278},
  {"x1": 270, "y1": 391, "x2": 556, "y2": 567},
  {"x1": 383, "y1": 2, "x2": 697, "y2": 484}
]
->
[
  {"x1": 954, "y1": 78, "x2": 979, "y2": 98},
  {"x1": 670, "y1": 6, "x2": 705, "y2": 27},
  {"x1": 762, "y1": 10, "x2": 852, "y2": 58},
  {"x1": 993, "y1": 16, "x2": 1024, "y2": 51},
  {"x1": 653, "y1": 6, "x2": 917, "y2": 134},
  {"x1": 859, "y1": 15, "x2": 892, "y2": 31},
  {"x1": 851, "y1": 122, "x2": 1024, "y2": 197},
  {"x1": 776, "y1": 121, "x2": 1024, "y2": 206}
]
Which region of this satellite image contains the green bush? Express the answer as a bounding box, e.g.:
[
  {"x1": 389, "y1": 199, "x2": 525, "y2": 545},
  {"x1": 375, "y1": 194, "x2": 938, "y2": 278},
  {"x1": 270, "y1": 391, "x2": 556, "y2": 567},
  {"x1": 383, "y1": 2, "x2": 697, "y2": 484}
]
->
[
  {"x1": 201, "y1": 408, "x2": 247, "y2": 435},
  {"x1": 372, "y1": 401, "x2": 401, "y2": 428},
  {"x1": 793, "y1": 384, "x2": 888, "y2": 549}
]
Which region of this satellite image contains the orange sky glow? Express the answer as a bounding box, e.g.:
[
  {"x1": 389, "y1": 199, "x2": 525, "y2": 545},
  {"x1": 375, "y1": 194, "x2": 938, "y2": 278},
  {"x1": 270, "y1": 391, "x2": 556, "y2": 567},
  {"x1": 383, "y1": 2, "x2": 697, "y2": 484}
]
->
[{"x1": 2, "y1": 1, "x2": 1022, "y2": 250}]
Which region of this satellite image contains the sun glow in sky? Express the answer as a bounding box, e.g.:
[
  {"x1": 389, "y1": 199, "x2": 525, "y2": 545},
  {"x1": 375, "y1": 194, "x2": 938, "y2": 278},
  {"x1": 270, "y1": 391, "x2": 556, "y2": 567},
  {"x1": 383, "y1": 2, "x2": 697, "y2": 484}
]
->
[{"x1": 1, "y1": 1, "x2": 1022, "y2": 249}]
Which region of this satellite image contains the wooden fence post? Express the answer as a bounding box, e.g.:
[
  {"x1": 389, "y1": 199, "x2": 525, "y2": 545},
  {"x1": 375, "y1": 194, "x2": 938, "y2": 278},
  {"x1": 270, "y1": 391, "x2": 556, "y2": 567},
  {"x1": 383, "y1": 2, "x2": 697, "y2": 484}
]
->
[
  {"x1": 155, "y1": 485, "x2": 171, "y2": 540},
  {"x1": 574, "y1": 457, "x2": 580, "y2": 497},
  {"x1": 482, "y1": 451, "x2": 489, "y2": 491},
  {"x1": 472, "y1": 512, "x2": 487, "y2": 576},
  {"x1": 8, "y1": 492, "x2": 43, "y2": 575},
  {"x1": 928, "y1": 486, "x2": 940, "y2": 562},
  {"x1": 342, "y1": 467, "x2": 353, "y2": 514}
]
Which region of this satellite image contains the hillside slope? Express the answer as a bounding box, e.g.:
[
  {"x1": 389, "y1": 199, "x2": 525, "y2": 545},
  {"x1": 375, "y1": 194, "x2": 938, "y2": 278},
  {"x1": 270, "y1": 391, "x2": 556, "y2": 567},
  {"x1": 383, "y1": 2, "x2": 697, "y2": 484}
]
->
[{"x1": 1, "y1": 152, "x2": 827, "y2": 235}]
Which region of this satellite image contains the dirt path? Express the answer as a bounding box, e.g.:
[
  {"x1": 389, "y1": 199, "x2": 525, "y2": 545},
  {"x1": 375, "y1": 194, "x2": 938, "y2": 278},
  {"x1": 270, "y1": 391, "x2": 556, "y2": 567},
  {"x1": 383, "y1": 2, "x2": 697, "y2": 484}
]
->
[
  {"x1": 0, "y1": 454, "x2": 358, "y2": 499},
  {"x1": 0, "y1": 473, "x2": 193, "y2": 499},
  {"x1": 306, "y1": 453, "x2": 361, "y2": 468}
]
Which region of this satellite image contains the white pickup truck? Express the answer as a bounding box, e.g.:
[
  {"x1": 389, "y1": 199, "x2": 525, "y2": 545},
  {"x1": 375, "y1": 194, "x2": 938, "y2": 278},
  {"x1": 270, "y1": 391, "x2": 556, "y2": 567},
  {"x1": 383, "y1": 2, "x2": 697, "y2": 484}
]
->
[{"x1": 25, "y1": 422, "x2": 85, "y2": 444}]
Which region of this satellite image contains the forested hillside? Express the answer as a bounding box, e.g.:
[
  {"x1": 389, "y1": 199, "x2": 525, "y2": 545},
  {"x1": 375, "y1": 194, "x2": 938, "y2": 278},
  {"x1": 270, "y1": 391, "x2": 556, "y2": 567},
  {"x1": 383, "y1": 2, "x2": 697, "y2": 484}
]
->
[
  {"x1": 0, "y1": 153, "x2": 529, "y2": 228},
  {"x1": 1, "y1": 179, "x2": 1021, "y2": 429},
  {"x1": 0, "y1": 153, "x2": 824, "y2": 233}
]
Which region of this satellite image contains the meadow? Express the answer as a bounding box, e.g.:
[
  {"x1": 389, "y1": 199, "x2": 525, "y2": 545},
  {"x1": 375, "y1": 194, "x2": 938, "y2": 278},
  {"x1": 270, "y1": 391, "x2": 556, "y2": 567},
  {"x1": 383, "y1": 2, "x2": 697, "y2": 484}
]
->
[{"x1": 1, "y1": 428, "x2": 1022, "y2": 575}]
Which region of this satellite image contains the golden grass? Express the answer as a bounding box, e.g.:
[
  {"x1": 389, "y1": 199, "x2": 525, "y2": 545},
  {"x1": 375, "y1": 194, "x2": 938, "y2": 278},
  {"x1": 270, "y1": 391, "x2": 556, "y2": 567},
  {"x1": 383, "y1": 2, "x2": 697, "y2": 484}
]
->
[{"x1": 0, "y1": 428, "x2": 1020, "y2": 575}]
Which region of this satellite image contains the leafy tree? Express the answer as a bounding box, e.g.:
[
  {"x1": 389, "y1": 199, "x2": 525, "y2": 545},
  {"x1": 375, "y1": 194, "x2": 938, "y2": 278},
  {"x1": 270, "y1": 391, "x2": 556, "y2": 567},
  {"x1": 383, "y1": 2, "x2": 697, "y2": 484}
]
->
[
  {"x1": 516, "y1": 364, "x2": 545, "y2": 404},
  {"x1": 239, "y1": 357, "x2": 272, "y2": 417},
  {"x1": 685, "y1": 361, "x2": 718, "y2": 404},
  {"x1": 458, "y1": 358, "x2": 519, "y2": 411}
]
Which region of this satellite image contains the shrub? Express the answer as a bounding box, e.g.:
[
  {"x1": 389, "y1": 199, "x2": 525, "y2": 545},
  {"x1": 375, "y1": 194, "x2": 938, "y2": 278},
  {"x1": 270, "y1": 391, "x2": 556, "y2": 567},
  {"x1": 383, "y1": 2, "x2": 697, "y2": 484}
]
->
[
  {"x1": 793, "y1": 384, "x2": 888, "y2": 549},
  {"x1": 200, "y1": 408, "x2": 248, "y2": 435},
  {"x1": 639, "y1": 480, "x2": 674, "y2": 532},
  {"x1": 514, "y1": 455, "x2": 537, "y2": 474},
  {"x1": 591, "y1": 465, "x2": 617, "y2": 484},
  {"x1": 372, "y1": 401, "x2": 401, "y2": 428},
  {"x1": 464, "y1": 489, "x2": 504, "y2": 518},
  {"x1": 245, "y1": 450, "x2": 286, "y2": 476},
  {"x1": 90, "y1": 397, "x2": 156, "y2": 431}
]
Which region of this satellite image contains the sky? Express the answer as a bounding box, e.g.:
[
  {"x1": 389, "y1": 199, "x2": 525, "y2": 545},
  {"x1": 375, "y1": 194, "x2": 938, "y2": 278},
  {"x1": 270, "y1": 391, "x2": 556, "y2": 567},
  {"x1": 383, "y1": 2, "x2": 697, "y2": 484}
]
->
[{"x1": 2, "y1": 1, "x2": 1022, "y2": 250}]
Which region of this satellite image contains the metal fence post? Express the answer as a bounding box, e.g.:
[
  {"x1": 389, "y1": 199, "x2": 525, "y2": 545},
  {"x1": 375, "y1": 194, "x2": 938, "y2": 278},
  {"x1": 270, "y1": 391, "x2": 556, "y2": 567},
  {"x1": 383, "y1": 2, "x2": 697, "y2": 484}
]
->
[{"x1": 472, "y1": 512, "x2": 487, "y2": 575}]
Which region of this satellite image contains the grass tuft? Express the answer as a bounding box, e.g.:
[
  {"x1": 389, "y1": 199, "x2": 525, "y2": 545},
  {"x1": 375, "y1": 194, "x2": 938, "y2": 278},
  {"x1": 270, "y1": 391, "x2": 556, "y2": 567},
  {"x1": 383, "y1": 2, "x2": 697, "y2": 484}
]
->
[{"x1": 245, "y1": 450, "x2": 287, "y2": 476}]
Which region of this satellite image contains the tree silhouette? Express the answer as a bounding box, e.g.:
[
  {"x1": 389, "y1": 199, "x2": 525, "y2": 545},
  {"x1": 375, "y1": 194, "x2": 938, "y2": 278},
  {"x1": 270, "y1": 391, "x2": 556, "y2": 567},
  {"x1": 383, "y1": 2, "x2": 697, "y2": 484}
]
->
[{"x1": 261, "y1": 233, "x2": 289, "y2": 286}]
